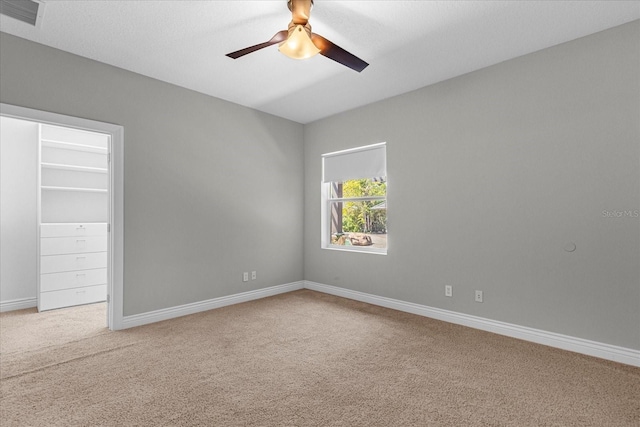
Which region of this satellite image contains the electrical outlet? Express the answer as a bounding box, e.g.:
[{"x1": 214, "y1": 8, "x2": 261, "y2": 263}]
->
[
  {"x1": 242, "y1": 272, "x2": 249, "y2": 282},
  {"x1": 251, "y1": 271, "x2": 257, "y2": 280},
  {"x1": 475, "y1": 290, "x2": 483, "y2": 303},
  {"x1": 445, "y1": 285, "x2": 452, "y2": 297}
]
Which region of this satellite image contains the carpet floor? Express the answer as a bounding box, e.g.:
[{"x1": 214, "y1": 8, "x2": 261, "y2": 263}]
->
[{"x1": 1, "y1": 289, "x2": 638, "y2": 426}]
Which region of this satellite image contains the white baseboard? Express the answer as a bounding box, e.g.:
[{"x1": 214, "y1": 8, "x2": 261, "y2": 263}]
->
[
  {"x1": 0, "y1": 297, "x2": 37, "y2": 313},
  {"x1": 121, "y1": 281, "x2": 304, "y2": 329},
  {"x1": 114, "y1": 279, "x2": 639, "y2": 367},
  {"x1": 304, "y1": 281, "x2": 640, "y2": 368}
]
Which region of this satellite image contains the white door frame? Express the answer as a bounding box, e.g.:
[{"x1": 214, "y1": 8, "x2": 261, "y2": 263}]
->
[{"x1": 1, "y1": 103, "x2": 124, "y2": 330}]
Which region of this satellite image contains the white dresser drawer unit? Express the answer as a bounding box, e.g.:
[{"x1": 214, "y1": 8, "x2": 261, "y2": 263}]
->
[
  {"x1": 40, "y1": 252, "x2": 107, "y2": 274},
  {"x1": 39, "y1": 222, "x2": 107, "y2": 311},
  {"x1": 41, "y1": 223, "x2": 107, "y2": 238},
  {"x1": 40, "y1": 268, "x2": 107, "y2": 293},
  {"x1": 39, "y1": 284, "x2": 107, "y2": 312},
  {"x1": 40, "y1": 235, "x2": 107, "y2": 256}
]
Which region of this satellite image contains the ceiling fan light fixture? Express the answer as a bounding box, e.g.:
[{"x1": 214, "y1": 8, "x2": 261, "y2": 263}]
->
[
  {"x1": 278, "y1": 23, "x2": 319, "y2": 60},
  {"x1": 226, "y1": 0, "x2": 368, "y2": 72}
]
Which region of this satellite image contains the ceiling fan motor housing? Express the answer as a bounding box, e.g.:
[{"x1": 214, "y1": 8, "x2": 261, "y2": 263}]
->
[{"x1": 288, "y1": 21, "x2": 313, "y2": 39}]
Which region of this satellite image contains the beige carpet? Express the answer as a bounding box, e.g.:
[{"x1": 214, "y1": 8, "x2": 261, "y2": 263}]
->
[{"x1": 1, "y1": 290, "x2": 638, "y2": 426}]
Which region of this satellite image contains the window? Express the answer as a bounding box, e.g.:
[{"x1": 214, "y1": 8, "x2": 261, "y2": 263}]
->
[{"x1": 321, "y1": 143, "x2": 387, "y2": 254}]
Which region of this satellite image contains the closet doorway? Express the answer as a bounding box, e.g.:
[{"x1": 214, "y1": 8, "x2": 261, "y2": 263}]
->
[{"x1": 0, "y1": 104, "x2": 123, "y2": 330}]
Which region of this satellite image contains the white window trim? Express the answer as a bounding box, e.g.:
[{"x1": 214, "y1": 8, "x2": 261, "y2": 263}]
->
[{"x1": 321, "y1": 143, "x2": 387, "y2": 255}]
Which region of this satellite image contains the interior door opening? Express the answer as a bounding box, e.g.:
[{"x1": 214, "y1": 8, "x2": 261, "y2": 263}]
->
[{"x1": 0, "y1": 104, "x2": 123, "y2": 330}]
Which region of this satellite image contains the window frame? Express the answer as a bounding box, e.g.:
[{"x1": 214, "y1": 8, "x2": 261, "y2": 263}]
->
[{"x1": 321, "y1": 143, "x2": 387, "y2": 255}]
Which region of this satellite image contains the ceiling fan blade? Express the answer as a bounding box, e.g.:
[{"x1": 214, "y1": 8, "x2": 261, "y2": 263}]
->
[
  {"x1": 311, "y1": 34, "x2": 369, "y2": 72},
  {"x1": 226, "y1": 30, "x2": 288, "y2": 59}
]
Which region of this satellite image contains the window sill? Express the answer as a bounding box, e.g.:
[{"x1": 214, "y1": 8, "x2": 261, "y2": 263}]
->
[{"x1": 322, "y1": 245, "x2": 387, "y2": 255}]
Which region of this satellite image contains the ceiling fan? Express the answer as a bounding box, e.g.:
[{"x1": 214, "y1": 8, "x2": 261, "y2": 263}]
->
[{"x1": 225, "y1": 0, "x2": 369, "y2": 72}]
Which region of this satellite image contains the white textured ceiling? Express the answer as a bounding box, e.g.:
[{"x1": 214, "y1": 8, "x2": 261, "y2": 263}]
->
[{"x1": 1, "y1": 1, "x2": 638, "y2": 123}]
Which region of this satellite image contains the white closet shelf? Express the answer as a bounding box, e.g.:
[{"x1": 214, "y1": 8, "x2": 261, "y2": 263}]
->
[
  {"x1": 41, "y1": 186, "x2": 108, "y2": 193},
  {"x1": 41, "y1": 139, "x2": 108, "y2": 154},
  {"x1": 41, "y1": 162, "x2": 108, "y2": 174}
]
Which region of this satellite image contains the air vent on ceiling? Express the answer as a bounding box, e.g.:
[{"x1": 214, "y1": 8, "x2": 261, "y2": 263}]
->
[{"x1": 0, "y1": 0, "x2": 45, "y2": 27}]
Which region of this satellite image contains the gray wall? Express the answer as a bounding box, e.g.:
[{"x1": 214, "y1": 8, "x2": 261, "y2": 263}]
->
[
  {"x1": 0, "y1": 32, "x2": 304, "y2": 316},
  {"x1": 304, "y1": 21, "x2": 640, "y2": 350},
  {"x1": 0, "y1": 117, "x2": 38, "y2": 304},
  {"x1": 1, "y1": 21, "x2": 638, "y2": 350}
]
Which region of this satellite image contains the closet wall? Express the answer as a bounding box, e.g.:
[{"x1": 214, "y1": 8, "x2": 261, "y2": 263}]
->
[{"x1": 0, "y1": 116, "x2": 38, "y2": 309}]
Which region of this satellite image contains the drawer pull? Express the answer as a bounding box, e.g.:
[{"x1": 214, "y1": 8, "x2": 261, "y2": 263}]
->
[
  {"x1": 76, "y1": 290, "x2": 86, "y2": 294},
  {"x1": 76, "y1": 273, "x2": 86, "y2": 277},
  {"x1": 76, "y1": 256, "x2": 87, "y2": 260}
]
